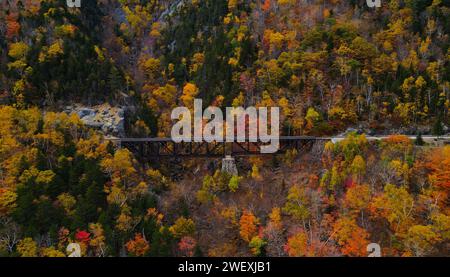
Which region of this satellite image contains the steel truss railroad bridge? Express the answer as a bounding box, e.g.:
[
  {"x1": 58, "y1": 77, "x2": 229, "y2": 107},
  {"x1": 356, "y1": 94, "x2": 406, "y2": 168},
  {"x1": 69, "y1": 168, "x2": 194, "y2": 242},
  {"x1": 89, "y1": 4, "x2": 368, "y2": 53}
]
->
[{"x1": 106, "y1": 137, "x2": 330, "y2": 159}]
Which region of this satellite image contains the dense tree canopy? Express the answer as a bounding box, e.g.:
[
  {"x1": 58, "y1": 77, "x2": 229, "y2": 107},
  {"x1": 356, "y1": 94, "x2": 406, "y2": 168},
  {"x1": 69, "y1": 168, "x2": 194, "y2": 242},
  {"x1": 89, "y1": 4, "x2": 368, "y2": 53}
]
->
[{"x1": 0, "y1": 0, "x2": 449, "y2": 257}]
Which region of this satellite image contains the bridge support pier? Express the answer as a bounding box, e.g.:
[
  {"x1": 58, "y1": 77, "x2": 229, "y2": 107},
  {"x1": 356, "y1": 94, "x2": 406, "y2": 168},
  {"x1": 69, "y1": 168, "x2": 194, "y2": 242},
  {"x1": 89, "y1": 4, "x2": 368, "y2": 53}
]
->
[{"x1": 222, "y1": 155, "x2": 238, "y2": 176}]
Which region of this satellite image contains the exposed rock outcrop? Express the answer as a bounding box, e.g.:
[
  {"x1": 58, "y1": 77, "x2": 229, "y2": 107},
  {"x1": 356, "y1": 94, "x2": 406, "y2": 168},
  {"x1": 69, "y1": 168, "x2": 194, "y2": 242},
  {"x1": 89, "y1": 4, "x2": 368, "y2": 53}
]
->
[{"x1": 64, "y1": 104, "x2": 126, "y2": 137}]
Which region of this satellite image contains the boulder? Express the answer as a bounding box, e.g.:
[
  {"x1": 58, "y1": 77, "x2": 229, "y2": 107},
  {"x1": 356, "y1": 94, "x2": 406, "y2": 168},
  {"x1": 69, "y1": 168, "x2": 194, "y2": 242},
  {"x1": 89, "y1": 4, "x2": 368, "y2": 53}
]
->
[{"x1": 77, "y1": 108, "x2": 95, "y2": 118}]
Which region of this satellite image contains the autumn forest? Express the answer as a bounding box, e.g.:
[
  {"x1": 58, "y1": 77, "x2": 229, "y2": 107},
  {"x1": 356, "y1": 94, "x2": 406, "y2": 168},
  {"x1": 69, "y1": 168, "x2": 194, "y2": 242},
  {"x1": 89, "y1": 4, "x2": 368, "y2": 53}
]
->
[{"x1": 0, "y1": 0, "x2": 449, "y2": 257}]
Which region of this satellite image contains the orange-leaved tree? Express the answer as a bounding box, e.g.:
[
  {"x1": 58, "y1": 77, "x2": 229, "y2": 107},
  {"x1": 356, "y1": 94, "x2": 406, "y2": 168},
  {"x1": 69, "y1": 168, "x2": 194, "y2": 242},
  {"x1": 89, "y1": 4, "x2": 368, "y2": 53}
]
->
[{"x1": 239, "y1": 210, "x2": 259, "y2": 242}]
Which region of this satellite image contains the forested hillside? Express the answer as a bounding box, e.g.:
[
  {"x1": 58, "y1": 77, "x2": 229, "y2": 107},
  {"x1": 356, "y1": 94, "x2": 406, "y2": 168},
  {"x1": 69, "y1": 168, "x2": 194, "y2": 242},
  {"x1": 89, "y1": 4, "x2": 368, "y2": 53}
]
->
[{"x1": 0, "y1": 0, "x2": 449, "y2": 257}]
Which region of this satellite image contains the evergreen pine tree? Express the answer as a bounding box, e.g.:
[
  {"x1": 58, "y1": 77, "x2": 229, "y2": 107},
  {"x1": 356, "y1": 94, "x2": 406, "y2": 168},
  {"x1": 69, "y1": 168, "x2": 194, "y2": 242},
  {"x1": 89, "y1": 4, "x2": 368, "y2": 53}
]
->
[
  {"x1": 415, "y1": 132, "x2": 425, "y2": 146},
  {"x1": 432, "y1": 115, "x2": 444, "y2": 136}
]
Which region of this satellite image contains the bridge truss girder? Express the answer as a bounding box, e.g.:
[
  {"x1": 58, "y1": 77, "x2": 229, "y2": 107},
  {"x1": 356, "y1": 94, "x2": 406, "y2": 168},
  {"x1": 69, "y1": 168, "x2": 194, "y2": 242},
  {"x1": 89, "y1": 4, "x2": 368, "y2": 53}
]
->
[{"x1": 116, "y1": 137, "x2": 323, "y2": 160}]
